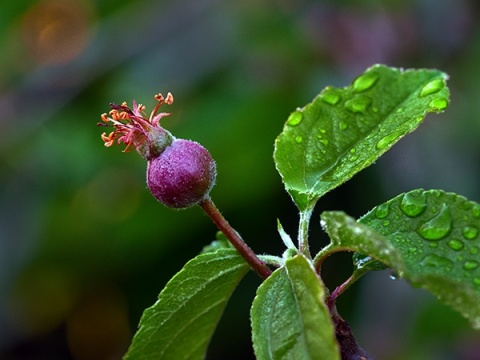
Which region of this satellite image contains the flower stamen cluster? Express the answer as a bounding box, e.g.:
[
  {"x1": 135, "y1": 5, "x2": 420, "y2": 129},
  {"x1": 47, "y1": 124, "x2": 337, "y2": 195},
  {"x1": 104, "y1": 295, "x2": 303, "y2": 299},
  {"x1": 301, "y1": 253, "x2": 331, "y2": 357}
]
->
[{"x1": 99, "y1": 93, "x2": 174, "y2": 157}]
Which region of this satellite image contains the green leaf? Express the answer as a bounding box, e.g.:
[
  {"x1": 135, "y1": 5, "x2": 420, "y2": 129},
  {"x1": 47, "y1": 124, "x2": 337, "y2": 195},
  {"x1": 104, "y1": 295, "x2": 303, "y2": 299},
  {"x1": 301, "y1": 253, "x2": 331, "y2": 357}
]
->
[
  {"x1": 251, "y1": 254, "x2": 340, "y2": 360},
  {"x1": 201, "y1": 232, "x2": 234, "y2": 254},
  {"x1": 321, "y1": 189, "x2": 480, "y2": 330},
  {"x1": 274, "y1": 65, "x2": 449, "y2": 210},
  {"x1": 352, "y1": 253, "x2": 388, "y2": 274},
  {"x1": 320, "y1": 211, "x2": 404, "y2": 272},
  {"x1": 124, "y1": 249, "x2": 249, "y2": 360}
]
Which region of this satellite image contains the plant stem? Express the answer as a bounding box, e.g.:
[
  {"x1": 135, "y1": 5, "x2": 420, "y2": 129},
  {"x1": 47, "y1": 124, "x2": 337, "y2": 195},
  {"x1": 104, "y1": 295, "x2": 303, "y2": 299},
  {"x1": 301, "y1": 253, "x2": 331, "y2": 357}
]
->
[
  {"x1": 330, "y1": 307, "x2": 376, "y2": 360},
  {"x1": 298, "y1": 207, "x2": 313, "y2": 258},
  {"x1": 327, "y1": 273, "x2": 357, "y2": 310},
  {"x1": 199, "y1": 197, "x2": 272, "y2": 280},
  {"x1": 313, "y1": 243, "x2": 344, "y2": 274}
]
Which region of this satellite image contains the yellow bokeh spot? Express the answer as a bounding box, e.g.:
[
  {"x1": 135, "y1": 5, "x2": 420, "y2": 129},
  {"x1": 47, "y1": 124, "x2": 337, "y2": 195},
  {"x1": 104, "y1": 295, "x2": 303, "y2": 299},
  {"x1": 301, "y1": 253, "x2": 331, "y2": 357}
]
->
[{"x1": 21, "y1": 0, "x2": 96, "y2": 66}]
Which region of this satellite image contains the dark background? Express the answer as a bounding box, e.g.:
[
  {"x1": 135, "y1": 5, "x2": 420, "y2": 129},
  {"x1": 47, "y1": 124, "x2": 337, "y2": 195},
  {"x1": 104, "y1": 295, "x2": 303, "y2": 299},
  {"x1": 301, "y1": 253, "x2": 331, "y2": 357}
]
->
[{"x1": 1, "y1": 0, "x2": 480, "y2": 359}]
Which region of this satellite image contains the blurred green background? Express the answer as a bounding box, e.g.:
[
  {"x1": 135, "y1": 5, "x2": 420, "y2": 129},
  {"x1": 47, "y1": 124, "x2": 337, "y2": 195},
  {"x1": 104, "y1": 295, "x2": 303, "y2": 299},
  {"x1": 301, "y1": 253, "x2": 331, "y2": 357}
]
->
[{"x1": 1, "y1": 0, "x2": 480, "y2": 359}]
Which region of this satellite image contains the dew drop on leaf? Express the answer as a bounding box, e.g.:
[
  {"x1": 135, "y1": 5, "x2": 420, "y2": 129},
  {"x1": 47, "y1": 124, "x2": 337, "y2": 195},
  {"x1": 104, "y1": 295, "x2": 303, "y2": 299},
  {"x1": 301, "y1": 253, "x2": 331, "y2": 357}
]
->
[
  {"x1": 462, "y1": 201, "x2": 473, "y2": 211},
  {"x1": 462, "y1": 225, "x2": 479, "y2": 240},
  {"x1": 352, "y1": 72, "x2": 379, "y2": 92},
  {"x1": 295, "y1": 135, "x2": 303, "y2": 144},
  {"x1": 349, "y1": 154, "x2": 359, "y2": 162},
  {"x1": 408, "y1": 247, "x2": 419, "y2": 254},
  {"x1": 344, "y1": 95, "x2": 372, "y2": 114},
  {"x1": 430, "y1": 189, "x2": 444, "y2": 198},
  {"x1": 463, "y1": 261, "x2": 479, "y2": 271},
  {"x1": 421, "y1": 254, "x2": 454, "y2": 271},
  {"x1": 376, "y1": 131, "x2": 403, "y2": 150},
  {"x1": 472, "y1": 204, "x2": 480, "y2": 219},
  {"x1": 339, "y1": 121, "x2": 348, "y2": 130},
  {"x1": 375, "y1": 203, "x2": 390, "y2": 219},
  {"x1": 473, "y1": 278, "x2": 480, "y2": 286},
  {"x1": 419, "y1": 79, "x2": 445, "y2": 97},
  {"x1": 417, "y1": 205, "x2": 452, "y2": 240},
  {"x1": 446, "y1": 239, "x2": 464, "y2": 251},
  {"x1": 470, "y1": 246, "x2": 479, "y2": 255},
  {"x1": 320, "y1": 89, "x2": 341, "y2": 105},
  {"x1": 389, "y1": 270, "x2": 400, "y2": 280},
  {"x1": 400, "y1": 191, "x2": 427, "y2": 217},
  {"x1": 428, "y1": 98, "x2": 448, "y2": 111},
  {"x1": 287, "y1": 112, "x2": 303, "y2": 126}
]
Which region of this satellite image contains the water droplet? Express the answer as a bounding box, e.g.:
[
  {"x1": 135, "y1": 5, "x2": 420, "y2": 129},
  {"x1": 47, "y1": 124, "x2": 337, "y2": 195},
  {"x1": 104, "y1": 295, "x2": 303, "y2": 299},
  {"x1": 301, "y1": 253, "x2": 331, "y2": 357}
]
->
[
  {"x1": 339, "y1": 121, "x2": 348, "y2": 130},
  {"x1": 400, "y1": 191, "x2": 427, "y2": 217},
  {"x1": 295, "y1": 135, "x2": 303, "y2": 144},
  {"x1": 353, "y1": 72, "x2": 379, "y2": 92},
  {"x1": 349, "y1": 154, "x2": 359, "y2": 162},
  {"x1": 419, "y1": 79, "x2": 445, "y2": 97},
  {"x1": 447, "y1": 239, "x2": 464, "y2": 251},
  {"x1": 375, "y1": 203, "x2": 389, "y2": 219},
  {"x1": 470, "y1": 246, "x2": 479, "y2": 255},
  {"x1": 428, "y1": 98, "x2": 448, "y2": 111},
  {"x1": 463, "y1": 260, "x2": 479, "y2": 271},
  {"x1": 344, "y1": 95, "x2": 372, "y2": 114},
  {"x1": 408, "y1": 247, "x2": 418, "y2": 254},
  {"x1": 287, "y1": 112, "x2": 303, "y2": 126},
  {"x1": 462, "y1": 201, "x2": 473, "y2": 211},
  {"x1": 319, "y1": 139, "x2": 329, "y2": 146},
  {"x1": 389, "y1": 270, "x2": 400, "y2": 280},
  {"x1": 349, "y1": 148, "x2": 356, "y2": 154},
  {"x1": 462, "y1": 225, "x2": 478, "y2": 240},
  {"x1": 320, "y1": 89, "x2": 341, "y2": 105},
  {"x1": 382, "y1": 220, "x2": 390, "y2": 227},
  {"x1": 473, "y1": 278, "x2": 480, "y2": 286},
  {"x1": 429, "y1": 242, "x2": 438, "y2": 248},
  {"x1": 472, "y1": 204, "x2": 480, "y2": 219},
  {"x1": 421, "y1": 254, "x2": 453, "y2": 271},
  {"x1": 376, "y1": 131, "x2": 403, "y2": 150},
  {"x1": 417, "y1": 205, "x2": 452, "y2": 240}
]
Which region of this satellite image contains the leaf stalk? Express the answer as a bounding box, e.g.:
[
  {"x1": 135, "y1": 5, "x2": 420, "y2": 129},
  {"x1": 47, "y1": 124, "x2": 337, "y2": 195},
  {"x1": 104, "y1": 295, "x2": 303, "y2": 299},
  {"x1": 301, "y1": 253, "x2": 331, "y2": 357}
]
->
[
  {"x1": 298, "y1": 207, "x2": 314, "y2": 258},
  {"x1": 199, "y1": 197, "x2": 272, "y2": 280}
]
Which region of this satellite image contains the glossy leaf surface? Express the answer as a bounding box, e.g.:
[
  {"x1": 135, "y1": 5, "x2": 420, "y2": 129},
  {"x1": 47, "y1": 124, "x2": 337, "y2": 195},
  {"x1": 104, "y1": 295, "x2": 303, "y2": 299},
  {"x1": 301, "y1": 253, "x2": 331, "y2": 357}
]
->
[
  {"x1": 251, "y1": 254, "x2": 340, "y2": 360},
  {"x1": 321, "y1": 189, "x2": 480, "y2": 329},
  {"x1": 274, "y1": 65, "x2": 449, "y2": 210},
  {"x1": 124, "y1": 249, "x2": 249, "y2": 360}
]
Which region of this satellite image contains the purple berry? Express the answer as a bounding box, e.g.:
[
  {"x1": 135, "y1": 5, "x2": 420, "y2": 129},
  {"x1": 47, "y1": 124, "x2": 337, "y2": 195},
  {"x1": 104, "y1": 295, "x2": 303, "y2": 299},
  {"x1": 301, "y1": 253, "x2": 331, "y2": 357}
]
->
[
  {"x1": 146, "y1": 139, "x2": 216, "y2": 208},
  {"x1": 99, "y1": 92, "x2": 217, "y2": 208}
]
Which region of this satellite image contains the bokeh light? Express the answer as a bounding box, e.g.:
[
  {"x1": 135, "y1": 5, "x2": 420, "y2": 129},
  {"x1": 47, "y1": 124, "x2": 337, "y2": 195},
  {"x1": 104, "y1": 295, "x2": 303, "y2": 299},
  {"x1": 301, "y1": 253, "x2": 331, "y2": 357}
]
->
[{"x1": 21, "y1": 0, "x2": 96, "y2": 66}]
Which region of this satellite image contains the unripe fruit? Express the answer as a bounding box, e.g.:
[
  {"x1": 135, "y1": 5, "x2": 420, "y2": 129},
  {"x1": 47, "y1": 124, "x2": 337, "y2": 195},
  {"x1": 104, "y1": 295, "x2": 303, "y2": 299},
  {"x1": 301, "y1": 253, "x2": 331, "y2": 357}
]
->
[
  {"x1": 147, "y1": 139, "x2": 216, "y2": 209},
  {"x1": 99, "y1": 92, "x2": 216, "y2": 209}
]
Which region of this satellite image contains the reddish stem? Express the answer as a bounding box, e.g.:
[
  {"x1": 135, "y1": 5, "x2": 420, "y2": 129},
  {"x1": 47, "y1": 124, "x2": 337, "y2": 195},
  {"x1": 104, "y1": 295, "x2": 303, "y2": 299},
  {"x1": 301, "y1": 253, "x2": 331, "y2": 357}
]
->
[{"x1": 199, "y1": 197, "x2": 272, "y2": 280}]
